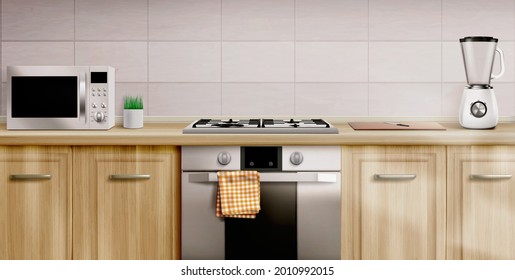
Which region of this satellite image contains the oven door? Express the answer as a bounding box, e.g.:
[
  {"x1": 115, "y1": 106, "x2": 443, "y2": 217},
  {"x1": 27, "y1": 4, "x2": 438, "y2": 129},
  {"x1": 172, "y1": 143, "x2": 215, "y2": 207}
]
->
[
  {"x1": 7, "y1": 66, "x2": 89, "y2": 130},
  {"x1": 182, "y1": 172, "x2": 341, "y2": 260}
]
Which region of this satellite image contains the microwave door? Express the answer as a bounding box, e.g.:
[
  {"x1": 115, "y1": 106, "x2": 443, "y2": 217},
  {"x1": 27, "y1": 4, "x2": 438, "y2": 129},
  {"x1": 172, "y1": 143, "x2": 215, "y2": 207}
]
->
[{"x1": 9, "y1": 74, "x2": 88, "y2": 129}]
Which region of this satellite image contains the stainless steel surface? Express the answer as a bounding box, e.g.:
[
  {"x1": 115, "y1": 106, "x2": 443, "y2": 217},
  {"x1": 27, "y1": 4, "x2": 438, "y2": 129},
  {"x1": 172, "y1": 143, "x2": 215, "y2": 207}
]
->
[
  {"x1": 374, "y1": 174, "x2": 417, "y2": 180},
  {"x1": 9, "y1": 174, "x2": 52, "y2": 180},
  {"x1": 79, "y1": 72, "x2": 86, "y2": 123},
  {"x1": 188, "y1": 172, "x2": 337, "y2": 183},
  {"x1": 6, "y1": 65, "x2": 115, "y2": 130},
  {"x1": 182, "y1": 119, "x2": 339, "y2": 134},
  {"x1": 470, "y1": 174, "x2": 513, "y2": 180},
  {"x1": 290, "y1": 151, "x2": 304, "y2": 165},
  {"x1": 471, "y1": 101, "x2": 487, "y2": 118},
  {"x1": 109, "y1": 174, "x2": 151, "y2": 180},
  {"x1": 217, "y1": 152, "x2": 231, "y2": 165},
  {"x1": 181, "y1": 146, "x2": 341, "y2": 260}
]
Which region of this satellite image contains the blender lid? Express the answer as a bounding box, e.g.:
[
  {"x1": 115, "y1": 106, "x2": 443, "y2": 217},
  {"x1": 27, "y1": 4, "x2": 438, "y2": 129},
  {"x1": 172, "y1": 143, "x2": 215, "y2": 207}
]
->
[{"x1": 460, "y1": 36, "x2": 498, "y2": 42}]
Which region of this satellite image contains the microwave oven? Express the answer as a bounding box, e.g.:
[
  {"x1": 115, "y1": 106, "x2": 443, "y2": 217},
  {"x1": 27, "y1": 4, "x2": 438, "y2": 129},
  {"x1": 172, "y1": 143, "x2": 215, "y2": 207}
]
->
[{"x1": 7, "y1": 65, "x2": 115, "y2": 130}]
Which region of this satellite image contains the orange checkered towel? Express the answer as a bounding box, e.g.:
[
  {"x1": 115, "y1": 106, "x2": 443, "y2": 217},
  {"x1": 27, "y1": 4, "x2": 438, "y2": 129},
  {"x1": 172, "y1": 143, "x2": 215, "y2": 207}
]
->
[{"x1": 216, "y1": 171, "x2": 261, "y2": 219}]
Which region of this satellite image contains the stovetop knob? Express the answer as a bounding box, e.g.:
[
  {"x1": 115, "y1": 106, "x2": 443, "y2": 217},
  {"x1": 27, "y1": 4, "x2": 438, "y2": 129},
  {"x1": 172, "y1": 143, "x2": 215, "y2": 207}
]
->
[
  {"x1": 217, "y1": 152, "x2": 231, "y2": 165},
  {"x1": 290, "y1": 152, "x2": 304, "y2": 165}
]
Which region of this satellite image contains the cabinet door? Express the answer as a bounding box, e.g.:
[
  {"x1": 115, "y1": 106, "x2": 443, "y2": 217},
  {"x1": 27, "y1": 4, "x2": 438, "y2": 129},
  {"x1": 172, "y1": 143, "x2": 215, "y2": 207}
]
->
[
  {"x1": 342, "y1": 146, "x2": 446, "y2": 260},
  {"x1": 0, "y1": 146, "x2": 71, "y2": 260},
  {"x1": 73, "y1": 146, "x2": 180, "y2": 260},
  {"x1": 448, "y1": 146, "x2": 515, "y2": 260}
]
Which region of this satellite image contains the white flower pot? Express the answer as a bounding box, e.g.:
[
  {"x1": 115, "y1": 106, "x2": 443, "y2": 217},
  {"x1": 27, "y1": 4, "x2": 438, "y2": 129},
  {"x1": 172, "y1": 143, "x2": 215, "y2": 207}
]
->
[{"x1": 123, "y1": 109, "x2": 143, "y2": 129}]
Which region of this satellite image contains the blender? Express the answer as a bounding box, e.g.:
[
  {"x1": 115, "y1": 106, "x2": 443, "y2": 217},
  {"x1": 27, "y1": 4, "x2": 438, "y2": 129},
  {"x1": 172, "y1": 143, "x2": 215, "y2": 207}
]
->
[{"x1": 459, "y1": 36, "x2": 505, "y2": 129}]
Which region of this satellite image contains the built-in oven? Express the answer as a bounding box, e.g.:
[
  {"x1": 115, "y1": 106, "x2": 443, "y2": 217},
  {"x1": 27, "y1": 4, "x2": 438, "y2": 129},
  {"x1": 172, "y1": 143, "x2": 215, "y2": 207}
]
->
[
  {"x1": 7, "y1": 65, "x2": 115, "y2": 130},
  {"x1": 181, "y1": 146, "x2": 341, "y2": 260}
]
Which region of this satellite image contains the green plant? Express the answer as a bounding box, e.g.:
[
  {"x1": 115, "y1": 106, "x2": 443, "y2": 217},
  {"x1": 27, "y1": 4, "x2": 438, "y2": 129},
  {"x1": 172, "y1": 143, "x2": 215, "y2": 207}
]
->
[{"x1": 124, "y1": 96, "x2": 144, "y2": 110}]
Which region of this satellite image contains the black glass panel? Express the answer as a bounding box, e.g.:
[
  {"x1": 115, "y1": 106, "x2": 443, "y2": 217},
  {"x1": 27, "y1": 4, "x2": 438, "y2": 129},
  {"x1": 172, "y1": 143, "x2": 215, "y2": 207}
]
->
[
  {"x1": 241, "y1": 147, "x2": 282, "y2": 171},
  {"x1": 11, "y1": 76, "x2": 78, "y2": 118},
  {"x1": 91, "y1": 72, "x2": 107, "y2": 83},
  {"x1": 225, "y1": 182, "x2": 297, "y2": 260}
]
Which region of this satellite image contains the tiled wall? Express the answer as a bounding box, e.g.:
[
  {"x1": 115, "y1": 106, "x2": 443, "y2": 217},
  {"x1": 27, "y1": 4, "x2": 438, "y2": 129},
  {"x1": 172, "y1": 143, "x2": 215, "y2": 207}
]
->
[{"x1": 1, "y1": 0, "x2": 515, "y2": 117}]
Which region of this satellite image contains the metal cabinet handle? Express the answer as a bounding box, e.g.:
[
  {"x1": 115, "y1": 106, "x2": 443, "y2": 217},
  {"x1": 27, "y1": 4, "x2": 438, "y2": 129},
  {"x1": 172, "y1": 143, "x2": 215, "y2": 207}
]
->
[
  {"x1": 10, "y1": 174, "x2": 52, "y2": 180},
  {"x1": 109, "y1": 174, "x2": 151, "y2": 180},
  {"x1": 470, "y1": 174, "x2": 512, "y2": 180},
  {"x1": 374, "y1": 174, "x2": 417, "y2": 180}
]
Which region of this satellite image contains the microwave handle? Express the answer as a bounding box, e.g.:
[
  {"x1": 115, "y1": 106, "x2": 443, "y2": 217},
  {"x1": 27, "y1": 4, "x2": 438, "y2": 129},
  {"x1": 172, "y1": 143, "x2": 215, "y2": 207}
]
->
[{"x1": 79, "y1": 72, "x2": 86, "y2": 123}]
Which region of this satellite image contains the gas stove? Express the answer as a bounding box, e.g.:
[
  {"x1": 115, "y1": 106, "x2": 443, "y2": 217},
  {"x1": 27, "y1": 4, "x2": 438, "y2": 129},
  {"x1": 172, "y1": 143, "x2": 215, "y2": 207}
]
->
[{"x1": 182, "y1": 118, "x2": 338, "y2": 134}]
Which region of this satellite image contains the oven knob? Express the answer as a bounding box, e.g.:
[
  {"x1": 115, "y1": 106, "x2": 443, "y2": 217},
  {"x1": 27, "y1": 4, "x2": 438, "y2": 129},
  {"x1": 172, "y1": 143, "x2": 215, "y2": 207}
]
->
[
  {"x1": 217, "y1": 152, "x2": 231, "y2": 165},
  {"x1": 94, "y1": 111, "x2": 105, "y2": 122},
  {"x1": 101, "y1": 102, "x2": 107, "y2": 108},
  {"x1": 470, "y1": 101, "x2": 487, "y2": 118},
  {"x1": 290, "y1": 152, "x2": 304, "y2": 165}
]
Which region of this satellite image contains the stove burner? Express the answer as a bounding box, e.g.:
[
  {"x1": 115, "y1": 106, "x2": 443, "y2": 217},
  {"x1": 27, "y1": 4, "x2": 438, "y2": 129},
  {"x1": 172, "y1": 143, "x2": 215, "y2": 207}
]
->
[
  {"x1": 185, "y1": 118, "x2": 338, "y2": 134},
  {"x1": 212, "y1": 123, "x2": 244, "y2": 128},
  {"x1": 285, "y1": 119, "x2": 300, "y2": 124}
]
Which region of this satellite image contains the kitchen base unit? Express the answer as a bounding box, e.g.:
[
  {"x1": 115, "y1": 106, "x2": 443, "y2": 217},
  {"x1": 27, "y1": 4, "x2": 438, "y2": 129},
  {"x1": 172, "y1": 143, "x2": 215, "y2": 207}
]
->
[
  {"x1": 342, "y1": 146, "x2": 446, "y2": 260},
  {"x1": 448, "y1": 146, "x2": 515, "y2": 260},
  {"x1": 0, "y1": 146, "x2": 71, "y2": 260},
  {"x1": 72, "y1": 146, "x2": 180, "y2": 260},
  {"x1": 181, "y1": 146, "x2": 341, "y2": 260}
]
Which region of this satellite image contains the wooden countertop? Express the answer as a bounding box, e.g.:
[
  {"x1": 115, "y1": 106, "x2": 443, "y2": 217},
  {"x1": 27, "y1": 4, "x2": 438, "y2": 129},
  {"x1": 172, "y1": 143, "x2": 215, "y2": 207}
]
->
[{"x1": 1, "y1": 122, "x2": 515, "y2": 146}]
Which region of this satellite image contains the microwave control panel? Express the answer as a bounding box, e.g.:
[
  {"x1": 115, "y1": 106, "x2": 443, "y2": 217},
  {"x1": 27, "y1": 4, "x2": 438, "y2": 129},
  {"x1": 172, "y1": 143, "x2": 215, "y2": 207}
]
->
[{"x1": 88, "y1": 67, "x2": 115, "y2": 129}]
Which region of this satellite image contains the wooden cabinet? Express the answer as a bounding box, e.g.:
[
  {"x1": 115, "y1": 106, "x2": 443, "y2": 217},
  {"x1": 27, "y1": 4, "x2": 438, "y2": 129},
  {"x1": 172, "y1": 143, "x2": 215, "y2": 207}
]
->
[
  {"x1": 73, "y1": 146, "x2": 180, "y2": 260},
  {"x1": 0, "y1": 146, "x2": 71, "y2": 260},
  {"x1": 448, "y1": 146, "x2": 515, "y2": 259},
  {"x1": 342, "y1": 146, "x2": 446, "y2": 260}
]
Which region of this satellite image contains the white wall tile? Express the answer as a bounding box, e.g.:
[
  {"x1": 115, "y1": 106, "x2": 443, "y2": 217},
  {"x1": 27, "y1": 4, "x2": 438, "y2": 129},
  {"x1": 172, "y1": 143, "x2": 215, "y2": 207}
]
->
[
  {"x1": 115, "y1": 83, "x2": 148, "y2": 116},
  {"x1": 75, "y1": 42, "x2": 147, "y2": 83},
  {"x1": 222, "y1": 42, "x2": 294, "y2": 82},
  {"x1": 148, "y1": 83, "x2": 221, "y2": 116},
  {"x1": 443, "y1": 0, "x2": 515, "y2": 41},
  {"x1": 149, "y1": 0, "x2": 221, "y2": 40},
  {"x1": 222, "y1": 83, "x2": 294, "y2": 116},
  {"x1": 295, "y1": 83, "x2": 368, "y2": 116},
  {"x1": 443, "y1": 82, "x2": 515, "y2": 117},
  {"x1": 369, "y1": 0, "x2": 441, "y2": 41},
  {"x1": 369, "y1": 42, "x2": 441, "y2": 82},
  {"x1": 295, "y1": 0, "x2": 368, "y2": 41},
  {"x1": 443, "y1": 41, "x2": 515, "y2": 83},
  {"x1": 442, "y1": 83, "x2": 464, "y2": 117},
  {"x1": 369, "y1": 83, "x2": 442, "y2": 116},
  {"x1": 149, "y1": 42, "x2": 221, "y2": 82},
  {"x1": 296, "y1": 42, "x2": 368, "y2": 82},
  {"x1": 2, "y1": 42, "x2": 74, "y2": 82},
  {"x1": 222, "y1": 0, "x2": 294, "y2": 41},
  {"x1": 75, "y1": 0, "x2": 147, "y2": 41},
  {"x1": 2, "y1": 0, "x2": 74, "y2": 40},
  {"x1": 494, "y1": 83, "x2": 515, "y2": 116}
]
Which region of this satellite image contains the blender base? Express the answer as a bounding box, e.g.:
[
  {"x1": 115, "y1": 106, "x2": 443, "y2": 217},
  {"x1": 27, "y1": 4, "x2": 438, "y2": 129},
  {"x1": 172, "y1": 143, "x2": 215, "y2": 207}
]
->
[{"x1": 459, "y1": 88, "x2": 499, "y2": 129}]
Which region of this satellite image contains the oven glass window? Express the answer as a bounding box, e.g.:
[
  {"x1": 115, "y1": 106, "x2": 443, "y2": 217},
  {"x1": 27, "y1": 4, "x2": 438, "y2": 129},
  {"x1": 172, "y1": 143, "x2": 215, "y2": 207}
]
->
[{"x1": 12, "y1": 76, "x2": 78, "y2": 118}]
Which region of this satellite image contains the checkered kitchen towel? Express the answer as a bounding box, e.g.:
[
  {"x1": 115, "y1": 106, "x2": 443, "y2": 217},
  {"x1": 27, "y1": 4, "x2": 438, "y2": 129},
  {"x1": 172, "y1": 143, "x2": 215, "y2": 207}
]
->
[{"x1": 216, "y1": 171, "x2": 261, "y2": 219}]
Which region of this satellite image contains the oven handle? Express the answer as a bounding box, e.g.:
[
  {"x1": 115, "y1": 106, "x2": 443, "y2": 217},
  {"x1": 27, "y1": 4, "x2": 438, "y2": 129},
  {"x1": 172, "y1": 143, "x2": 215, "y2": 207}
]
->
[
  {"x1": 79, "y1": 72, "x2": 86, "y2": 123},
  {"x1": 188, "y1": 172, "x2": 337, "y2": 183}
]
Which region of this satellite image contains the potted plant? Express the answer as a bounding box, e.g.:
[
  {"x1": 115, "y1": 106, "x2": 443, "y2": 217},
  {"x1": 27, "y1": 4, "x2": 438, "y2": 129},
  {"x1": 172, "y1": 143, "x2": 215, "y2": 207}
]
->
[{"x1": 123, "y1": 96, "x2": 144, "y2": 128}]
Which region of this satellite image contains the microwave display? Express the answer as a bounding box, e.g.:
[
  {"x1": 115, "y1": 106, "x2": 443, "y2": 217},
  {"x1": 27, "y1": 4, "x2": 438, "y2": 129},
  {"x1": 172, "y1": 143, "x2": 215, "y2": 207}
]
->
[
  {"x1": 91, "y1": 72, "x2": 107, "y2": 83},
  {"x1": 11, "y1": 76, "x2": 78, "y2": 118}
]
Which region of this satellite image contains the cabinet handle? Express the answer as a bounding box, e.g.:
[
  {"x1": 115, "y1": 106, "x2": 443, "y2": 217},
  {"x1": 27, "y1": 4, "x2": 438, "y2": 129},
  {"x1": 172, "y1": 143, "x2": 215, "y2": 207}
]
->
[
  {"x1": 109, "y1": 174, "x2": 151, "y2": 180},
  {"x1": 10, "y1": 174, "x2": 52, "y2": 180},
  {"x1": 470, "y1": 174, "x2": 512, "y2": 180},
  {"x1": 374, "y1": 174, "x2": 417, "y2": 180}
]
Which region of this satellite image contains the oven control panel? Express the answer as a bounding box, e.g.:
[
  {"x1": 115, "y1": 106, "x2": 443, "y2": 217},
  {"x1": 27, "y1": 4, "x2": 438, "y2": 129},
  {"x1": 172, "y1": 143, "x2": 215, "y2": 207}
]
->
[{"x1": 241, "y1": 146, "x2": 282, "y2": 171}]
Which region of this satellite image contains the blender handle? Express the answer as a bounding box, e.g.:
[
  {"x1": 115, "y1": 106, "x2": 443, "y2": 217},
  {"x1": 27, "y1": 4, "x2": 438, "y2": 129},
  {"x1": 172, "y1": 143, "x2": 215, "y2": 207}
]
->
[{"x1": 491, "y1": 47, "x2": 505, "y2": 80}]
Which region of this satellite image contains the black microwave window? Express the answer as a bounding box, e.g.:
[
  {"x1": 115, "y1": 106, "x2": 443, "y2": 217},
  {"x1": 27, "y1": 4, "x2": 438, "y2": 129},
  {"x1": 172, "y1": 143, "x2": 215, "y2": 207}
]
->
[
  {"x1": 91, "y1": 72, "x2": 107, "y2": 83},
  {"x1": 11, "y1": 76, "x2": 78, "y2": 118}
]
